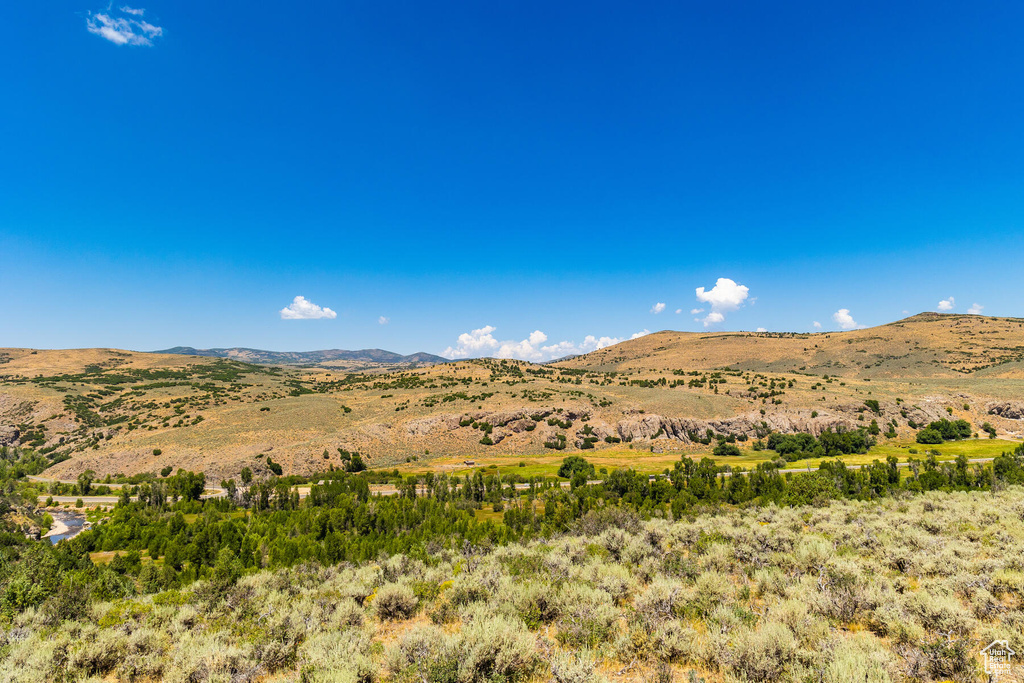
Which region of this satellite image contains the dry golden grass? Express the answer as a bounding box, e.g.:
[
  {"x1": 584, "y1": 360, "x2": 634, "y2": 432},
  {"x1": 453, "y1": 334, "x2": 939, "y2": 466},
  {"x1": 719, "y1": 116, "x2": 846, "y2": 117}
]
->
[{"x1": 3, "y1": 313, "x2": 1023, "y2": 481}]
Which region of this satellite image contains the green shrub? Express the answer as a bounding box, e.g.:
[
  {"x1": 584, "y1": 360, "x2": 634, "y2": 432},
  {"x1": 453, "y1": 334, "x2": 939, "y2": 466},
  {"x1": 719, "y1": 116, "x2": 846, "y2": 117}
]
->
[
  {"x1": 730, "y1": 622, "x2": 797, "y2": 682},
  {"x1": 459, "y1": 614, "x2": 539, "y2": 683},
  {"x1": 374, "y1": 583, "x2": 418, "y2": 621},
  {"x1": 549, "y1": 648, "x2": 599, "y2": 683},
  {"x1": 713, "y1": 442, "x2": 741, "y2": 456}
]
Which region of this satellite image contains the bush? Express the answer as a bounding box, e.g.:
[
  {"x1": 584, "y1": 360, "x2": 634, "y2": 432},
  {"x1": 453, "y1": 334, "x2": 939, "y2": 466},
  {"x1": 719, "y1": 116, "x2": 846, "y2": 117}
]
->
[
  {"x1": 374, "y1": 583, "x2": 418, "y2": 621},
  {"x1": 558, "y1": 455, "x2": 595, "y2": 479},
  {"x1": 730, "y1": 622, "x2": 797, "y2": 682},
  {"x1": 713, "y1": 443, "x2": 741, "y2": 456},
  {"x1": 917, "y1": 419, "x2": 972, "y2": 443},
  {"x1": 915, "y1": 428, "x2": 944, "y2": 445},
  {"x1": 549, "y1": 648, "x2": 599, "y2": 683},
  {"x1": 459, "y1": 614, "x2": 539, "y2": 683}
]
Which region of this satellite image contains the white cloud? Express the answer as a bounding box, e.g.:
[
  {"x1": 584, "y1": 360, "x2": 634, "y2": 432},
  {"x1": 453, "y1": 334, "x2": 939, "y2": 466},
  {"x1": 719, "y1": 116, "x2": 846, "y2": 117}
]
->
[
  {"x1": 756, "y1": 327, "x2": 767, "y2": 333},
  {"x1": 690, "y1": 308, "x2": 704, "y2": 315},
  {"x1": 378, "y1": 316, "x2": 390, "y2": 325},
  {"x1": 675, "y1": 308, "x2": 682, "y2": 314},
  {"x1": 937, "y1": 296, "x2": 955, "y2": 311},
  {"x1": 698, "y1": 312, "x2": 725, "y2": 326},
  {"x1": 967, "y1": 303, "x2": 984, "y2": 315},
  {"x1": 442, "y1": 326, "x2": 649, "y2": 362},
  {"x1": 812, "y1": 321, "x2": 822, "y2": 329},
  {"x1": 279, "y1": 296, "x2": 337, "y2": 320},
  {"x1": 86, "y1": 6, "x2": 162, "y2": 46},
  {"x1": 832, "y1": 309, "x2": 862, "y2": 330},
  {"x1": 694, "y1": 278, "x2": 750, "y2": 327},
  {"x1": 650, "y1": 302, "x2": 666, "y2": 314}
]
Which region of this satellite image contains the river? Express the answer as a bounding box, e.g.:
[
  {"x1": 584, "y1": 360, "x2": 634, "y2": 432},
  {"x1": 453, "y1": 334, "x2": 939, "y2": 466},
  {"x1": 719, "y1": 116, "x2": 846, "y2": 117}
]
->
[{"x1": 46, "y1": 510, "x2": 87, "y2": 544}]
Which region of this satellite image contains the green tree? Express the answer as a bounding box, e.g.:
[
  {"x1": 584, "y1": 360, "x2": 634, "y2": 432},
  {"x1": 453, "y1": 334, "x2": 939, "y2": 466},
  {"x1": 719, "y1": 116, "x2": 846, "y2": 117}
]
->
[
  {"x1": 77, "y1": 470, "x2": 95, "y2": 496},
  {"x1": 558, "y1": 456, "x2": 595, "y2": 480}
]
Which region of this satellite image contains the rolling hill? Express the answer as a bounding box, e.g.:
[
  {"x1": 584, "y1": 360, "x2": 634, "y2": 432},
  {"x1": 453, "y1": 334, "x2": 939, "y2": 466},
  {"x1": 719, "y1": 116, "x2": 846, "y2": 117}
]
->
[
  {"x1": 2, "y1": 313, "x2": 1023, "y2": 481},
  {"x1": 153, "y1": 346, "x2": 448, "y2": 369}
]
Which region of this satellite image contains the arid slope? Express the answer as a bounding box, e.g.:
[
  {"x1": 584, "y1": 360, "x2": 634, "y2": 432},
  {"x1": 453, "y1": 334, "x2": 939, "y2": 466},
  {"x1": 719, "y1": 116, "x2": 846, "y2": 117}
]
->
[{"x1": 2, "y1": 313, "x2": 1023, "y2": 480}]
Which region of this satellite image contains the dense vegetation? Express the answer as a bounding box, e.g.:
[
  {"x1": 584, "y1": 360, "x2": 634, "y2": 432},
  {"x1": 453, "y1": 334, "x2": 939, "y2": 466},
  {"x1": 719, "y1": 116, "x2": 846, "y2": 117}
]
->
[
  {"x1": 916, "y1": 418, "x2": 973, "y2": 445},
  {"x1": 1, "y1": 442, "x2": 1023, "y2": 681},
  {"x1": 762, "y1": 428, "x2": 874, "y2": 462}
]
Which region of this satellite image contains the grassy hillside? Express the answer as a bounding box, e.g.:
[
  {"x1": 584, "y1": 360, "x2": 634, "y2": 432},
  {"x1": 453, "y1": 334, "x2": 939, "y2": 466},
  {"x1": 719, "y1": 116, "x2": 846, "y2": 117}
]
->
[
  {"x1": 2, "y1": 313, "x2": 1023, "y2": 481},
  {"x1": 556, "y1": 313, "x2": 1024, "y2": 377}
]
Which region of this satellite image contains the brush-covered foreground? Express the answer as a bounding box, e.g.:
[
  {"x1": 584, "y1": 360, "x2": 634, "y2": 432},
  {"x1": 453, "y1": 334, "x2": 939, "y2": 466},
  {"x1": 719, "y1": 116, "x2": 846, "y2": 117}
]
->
[{"x1": 4, "y1": 488, "x2": 1024, "y2": 683}]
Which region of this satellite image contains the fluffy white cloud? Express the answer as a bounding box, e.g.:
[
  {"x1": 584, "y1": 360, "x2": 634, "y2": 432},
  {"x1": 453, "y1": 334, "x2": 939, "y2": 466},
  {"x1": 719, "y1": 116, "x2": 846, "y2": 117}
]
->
[
  {"x1": 832, "y1": 309, "x2": 862, "y2": 330},
  {"x1": 650, "y1": 302, "x2": 666, "y2": 314},
  {"x1": 442, "y1": 327, "x2": 649, "y2": 362},
  {"x1": 696, "y1": 311, "x2": 725, "y2": 326},
  {"x1": 967, "y1": 303, "x2": 984, "y2": 315},
  {"x1": 756, "y1": 327, "x2": 767, "y2": 333},
  {"x1": 279, "y1": 296, "x2": 337, "y2": 320},
  {"x1": 690, "y1": 308, "x2": 704, "y2": 315},
  {"x1": 378, "y1": 316, "x2": 390, "y2": 325},
  {"x1": 675, "y1": 308, "x2": 682, "y2": 314},
  {"x1": 812, "y1": 321, "x2": 822, "y2": 329},
  {"x1": 694, "y1": 278, "x2": 750, "y2": 327},
  {"x1": 86, "y1": 6, "x2": 163, "y2": 46},
  {"x1": 937, "y1": 296, "x2": 955, "y2": 311}
]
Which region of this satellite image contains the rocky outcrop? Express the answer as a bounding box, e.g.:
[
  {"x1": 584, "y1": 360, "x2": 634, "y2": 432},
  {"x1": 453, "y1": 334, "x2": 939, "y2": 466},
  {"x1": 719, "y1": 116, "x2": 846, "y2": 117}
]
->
[
  {"x1": 613, "y1": 403, "x2": 934, "y2": 444},
  {"x1": 988, "y1": 402, "x2": 1024, "y2": 420},
  {"x1": 0, "y1": 426, "x2": 18, "y2": 446},
  {"x1": 507, "y1": 419, "x2": 537, "y2": 434},
  {"x1": 404, "y1": 416, "x2": 446, "y2": 437}
]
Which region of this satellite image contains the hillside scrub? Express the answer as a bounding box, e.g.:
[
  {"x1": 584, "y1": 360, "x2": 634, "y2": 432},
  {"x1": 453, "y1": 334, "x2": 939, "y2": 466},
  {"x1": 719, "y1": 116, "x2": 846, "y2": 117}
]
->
[
  {"x1": 2, "y1": 444, "x2": 1024, "y2": 680},
  {"x1": 2, "y1": 487, "x2": 1024, "y2": 681}
]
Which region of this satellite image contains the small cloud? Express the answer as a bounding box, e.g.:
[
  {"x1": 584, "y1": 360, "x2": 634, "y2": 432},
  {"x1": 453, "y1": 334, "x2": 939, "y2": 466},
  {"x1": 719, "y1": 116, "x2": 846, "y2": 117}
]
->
[
  {"x1": 937, "y1": 296, "x2": 955, "y2": 311},
  {"x1": 756, "y1": 327, "x2": 767, "y2": 333},
  {"x1": 690, "y1": 308, "x2": 704, "y2": 315},
  {"x1": 280, "y1": 296, "x2": 337, "y2": 320},
  {"x1": 675, "y1": 308, "x2": 682, "y2": 314},
  {"x1": 650, "y1": 302, "x2": 666, "y2": 314},
  {"x1": 378, "y1": 316, "x2": 390, "y2": 325},
  {"x1": 902, "y1": 310, "x2": 909, "y2": 315},
  {"x1": 695, "y1": 278, "x2": 750, "y2": 327},
  {"x1": 86, "y1": 6, "x2": 162, "y2": 46},
  {"x1": 832, "y1": 308, "x2": 862, "y2": 330},
  {"x1": 631, "y1": 329, "x2": 650, "y2": 339},
  {"x1": 812, "y1": 321, "x2": 822, "y2": 329},
  {"x1": 967, "y1": 303, "x2": 984, "y2": 315},
  {"x1": 699, "y1": 312, "x2": 725, "y2": 326}
]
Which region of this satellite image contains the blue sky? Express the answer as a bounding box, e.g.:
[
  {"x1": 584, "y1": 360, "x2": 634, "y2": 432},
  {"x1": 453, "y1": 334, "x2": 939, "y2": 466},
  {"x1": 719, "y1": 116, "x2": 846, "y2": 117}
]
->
[{"x1": 2, "y1": 1, "x2": 1022, "y2": 359}]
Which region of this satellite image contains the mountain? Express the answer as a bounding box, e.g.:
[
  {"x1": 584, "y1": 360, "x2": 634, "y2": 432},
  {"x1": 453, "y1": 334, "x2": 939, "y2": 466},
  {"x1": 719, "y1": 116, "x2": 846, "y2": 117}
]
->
[
  {"x1": 153, "y1": 346, "x2": 448, "y2": 367},
  {"x1": 3, "y1": 312, "x2": 1022, "y2": 481}
]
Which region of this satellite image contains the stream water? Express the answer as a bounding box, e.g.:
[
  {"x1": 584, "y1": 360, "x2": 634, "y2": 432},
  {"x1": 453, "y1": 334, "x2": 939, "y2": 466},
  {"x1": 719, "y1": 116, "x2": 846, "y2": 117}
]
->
[{"x1": 48, "y1": 510, "x2": 87, "y2": 544}]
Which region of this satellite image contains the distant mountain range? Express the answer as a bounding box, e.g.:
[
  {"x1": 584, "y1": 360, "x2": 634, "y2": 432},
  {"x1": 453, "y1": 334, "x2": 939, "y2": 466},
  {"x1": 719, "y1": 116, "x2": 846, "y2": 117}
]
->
[{"x1": 153, "y1": 346, "x2": 448, "y2": 367}]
